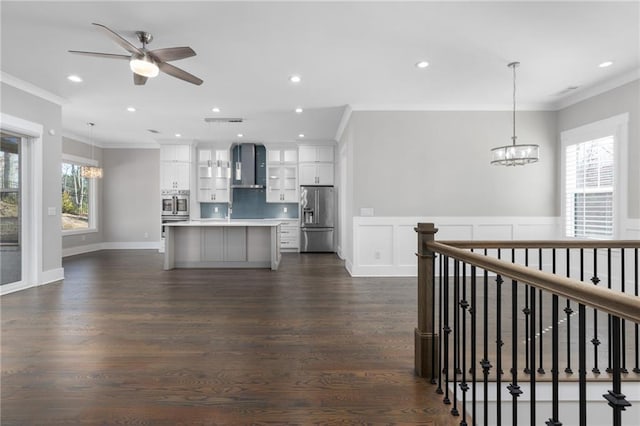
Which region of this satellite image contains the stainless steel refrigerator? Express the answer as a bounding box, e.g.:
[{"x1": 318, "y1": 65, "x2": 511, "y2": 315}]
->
[{"x1": 299, "y1": 185, "x2": 335, "y2": 252}]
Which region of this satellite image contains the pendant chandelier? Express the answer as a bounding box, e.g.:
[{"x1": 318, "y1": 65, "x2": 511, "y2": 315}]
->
[
  {"x1": 81, "y1": 122, "x2": 103, "y2": 179},
  {"x1": 490, "y1": 62, "x2": 539, "y2": 166}
]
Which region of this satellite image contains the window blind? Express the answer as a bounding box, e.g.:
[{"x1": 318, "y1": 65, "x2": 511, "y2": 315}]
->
[{"x1": 565, "y1": 136, "x2": 614, "y2": 239}]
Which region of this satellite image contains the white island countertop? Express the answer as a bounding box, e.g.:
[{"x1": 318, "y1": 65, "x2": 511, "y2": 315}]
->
[{"x1": 165, "y1": 219, "x2": 286, "y2": 227}]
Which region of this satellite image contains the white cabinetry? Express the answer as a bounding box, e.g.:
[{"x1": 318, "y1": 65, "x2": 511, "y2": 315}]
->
[
  {"x1": 266, "y1": 146, "x2": 298, "y2": 203},
  {"x1": 161, "y1": 145, "x2": 192, "y2": 190},
  {"x1": 197, "y1": 147, "x2": 230, "y2": 202},
  {"x1": 298, "y1": 145, "x2": 334, "y2": 186},
  {"x1": 279, "y1": 220, "x2": 299, "y2": 250}
]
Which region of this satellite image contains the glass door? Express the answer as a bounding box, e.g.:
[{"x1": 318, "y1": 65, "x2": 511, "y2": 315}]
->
[{"x1": 1, "y1": 132, "x2": 21, "y2": 285}]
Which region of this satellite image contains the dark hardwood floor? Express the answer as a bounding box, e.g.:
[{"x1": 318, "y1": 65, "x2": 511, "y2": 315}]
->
[{"x1": 1, "y1": 251, "x2": 456, "y2": 425}]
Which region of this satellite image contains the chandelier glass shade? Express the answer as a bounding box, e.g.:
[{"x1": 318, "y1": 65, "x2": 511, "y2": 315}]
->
[
  {"x1": 491, "y1": 62, "x2": 539, "y2": 166},
  {"x1": 81, "y1": 122, "x2": 103, "y2": 179}
]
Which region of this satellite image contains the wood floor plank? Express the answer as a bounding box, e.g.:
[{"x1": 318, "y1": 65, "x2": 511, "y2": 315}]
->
[{"x1": 1, "y1": 251, "x2": 455, "y2": 425}]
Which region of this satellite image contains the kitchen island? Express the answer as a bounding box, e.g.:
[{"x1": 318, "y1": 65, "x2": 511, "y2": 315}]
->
[{"x1": 163, "y1": 220, "x2": 282, "y2": 270}]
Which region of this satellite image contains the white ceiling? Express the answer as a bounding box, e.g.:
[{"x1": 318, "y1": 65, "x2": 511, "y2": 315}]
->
[{"x1": 1, "y1": 1, "x2": 639, "y2": 147}]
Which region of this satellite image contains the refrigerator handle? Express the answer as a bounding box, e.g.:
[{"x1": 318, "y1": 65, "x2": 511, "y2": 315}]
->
[{"x1": 315, "y1": 189, "x2": 319, "y2": 224}]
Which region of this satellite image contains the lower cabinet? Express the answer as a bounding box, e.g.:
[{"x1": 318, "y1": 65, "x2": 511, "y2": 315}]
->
[
  {"x1": 279, "y1": 220, "x2": 299, "y2": 250},
  {"x1": 202, "y1": 227, "x2": 247, "y2": 262}
]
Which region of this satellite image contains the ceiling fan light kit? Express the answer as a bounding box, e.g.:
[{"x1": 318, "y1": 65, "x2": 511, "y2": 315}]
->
[
  {"x1": 490, "y1": 61, "x2": 540, "y2": 166},
  {"x1": 130, "y1": 54, "x2": 159, "y2": 78},
  {"x1": 69, "y1": 23, "x2": 202, "y2": 85}
]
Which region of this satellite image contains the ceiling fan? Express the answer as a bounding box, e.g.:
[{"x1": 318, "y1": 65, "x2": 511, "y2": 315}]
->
[{"x1": 69, "y1": 23, "x2": 203, "y2": 86}]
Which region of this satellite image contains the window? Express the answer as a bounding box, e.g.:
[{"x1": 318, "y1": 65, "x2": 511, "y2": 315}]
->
[
  {"x1": 561, "y1": 114, "x2": 628, "y2": 240},
  {"x1": 61, "y1": 156, "x2": 97, "y2": 233}
]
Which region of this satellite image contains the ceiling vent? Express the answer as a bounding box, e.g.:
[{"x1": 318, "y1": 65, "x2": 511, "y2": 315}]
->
[
  {"x1": 147, "y1": 129, "x2": 160, "y2": 134},
  {"x1": 204, "y1": 117, "x2": 244, "y2": 123}
]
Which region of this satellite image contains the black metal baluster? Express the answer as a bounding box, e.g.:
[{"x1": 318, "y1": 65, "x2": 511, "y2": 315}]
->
[
  {"x1": 460, "y1": 261, "x2": 469, "y2": 426},
  {"x1": 508, "y1": 248, "x2": 521, "y2": 426},
  {"x1": 529, "y1": 282, "x2": 537, "y2": 426},
  {"x1": 432, "y1": 253, "x2": 437, "y2": 384},
  {"x1": 604, "y1": 315, "x2": 631, "y2": 426},
  {"x1": 621, "y1": 249, "x2": 628, "y2": 373},
  {"x1": 471, "y1": 265, "x2": 477, "y2": 425},
  {"x1": 546, "y1": 249, "x2": 562, "y2": 426},
  {"x1": 481, "y1": 250, "x2": 491, "y2": 426},
  {"x1": 538, "y1": 248, "x2": 545, "y2": 375},
  {"x1": 496, "y1": 249, "x2": 503, "y2": 426},
  {"x1": 634, "y1": 248, "x2": 640, "y2": 374},
  {"x1": 524, "y1": 249, "x2": 531, "y2": 374},
  {"x1": 607, "y1": 248, "x2": 613, "y2": 373},
  {"x1": 437, "y1": 253, "x2": 444, "y2": 394},
  {"x1": 443, "y1": 256, "x2": 451, "y2": 405},
  {"x1": 451, "y1": 260, "x2": 460, "y2": 417},
  {"x1": 565, "y1": 248, "x2": 573, "y2": 374},
  {"x1": 579, "y1": 248, "x2": 586, "y2": 426},
  {"x1": 592, "y1": 248, "x2": 601, "y2": 374}
]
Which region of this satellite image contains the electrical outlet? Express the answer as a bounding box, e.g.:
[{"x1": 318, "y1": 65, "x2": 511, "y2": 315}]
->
[
  {"x1": 214, "y1": 207, "x2": 219, "y2": 213},
  {"x1": 81, "y1": 235, "x2": 86, "y2": 241},
  {"x1": 374, "y1": 251, "x2": 381, "y2": 260},
  {"x1": 283, "y1": 207, "x2": 288, "y2": 213},
  {"x1": 144, "y1": 232, "x2": 149, "y2": 239}
]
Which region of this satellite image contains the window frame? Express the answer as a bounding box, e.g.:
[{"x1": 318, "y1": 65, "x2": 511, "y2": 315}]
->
[
  {"x1": 61, "y1": 154, "x2": 98, "y2": 235},
  {"x1": 560, "y1": 113, "x2": 628, "y2": 240}
]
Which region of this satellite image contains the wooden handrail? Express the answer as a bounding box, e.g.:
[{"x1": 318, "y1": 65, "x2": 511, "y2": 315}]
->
[
  {"x1": 427, "y1": 241, "x2": 640, "y2": 324},
  {"x1": 439, "y1": 240, "x2": 640, "y2": 249}
]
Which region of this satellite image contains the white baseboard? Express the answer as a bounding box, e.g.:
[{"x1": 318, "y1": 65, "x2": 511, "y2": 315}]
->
[
  {"x1": 63, "y1": 241, "x2": 161, "y2": 257},
  {"x1": 1, "y1": 267, "x2": 64, "y2": 296}
]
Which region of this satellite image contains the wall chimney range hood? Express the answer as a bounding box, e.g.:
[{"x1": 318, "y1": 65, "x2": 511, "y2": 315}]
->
[{"x1": 231, "y1": 143, "x2": 265, "y2": 189}]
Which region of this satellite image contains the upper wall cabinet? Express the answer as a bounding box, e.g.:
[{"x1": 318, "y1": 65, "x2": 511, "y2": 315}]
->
[
  {"x1": 266, "y1": 145, "x2": 298, "y2": 203},
  {"x1": 267, "y1": 147, "x2": 298, "y2": 164},
  {"x1": 160, "y1": 145, "x2": 192, "y2": 190},
  {"x1": 298, "y1": 145, "x2": 333, "y2": 163},
  {"x1": 197, "y1": 146, "x2": 231, "y2": 203},
  {"x1": 160, "y1": 144, "x2": 191, "y2": 163},
  {"x1": 298, "y1": 145, "x2": 334, "y2": 186}
]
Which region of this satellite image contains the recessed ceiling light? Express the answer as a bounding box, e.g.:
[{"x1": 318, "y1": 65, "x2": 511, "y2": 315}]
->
[
  {"x1": 126, "y1": 106, "x2": 136, "y2": 112},
  {"x1": 237, "y1": 133, "x2": 244, "y2": 138},
  {"x1": 175, "y1": 133, "x2": 182, "y2": 138},
  {"x1": 295, "y1": 107, "x2": 303, "y2": 114},
  {"x1": 599, "y1": 61, "x2": 613, "y2": 68},
  {"x1": 415, "y1": 61, "x2": 429, "y2": 69},
  {"x1": 212, "y1": 107, "x2": 220, "y2": 113},
  {"x1": 289, "y1": 75, "x2": 302, "y2": 84},
  {"x1": 67, "y1": 74, "x2": 83, "y2": 83},
  {"x1": 298, "y1": 133, "x2": 305, "y2": 138}
]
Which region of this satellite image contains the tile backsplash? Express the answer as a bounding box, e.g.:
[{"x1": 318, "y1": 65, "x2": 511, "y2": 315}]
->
[{"x1": 200, "y1": 188, "x2": 298, "y2": 219}]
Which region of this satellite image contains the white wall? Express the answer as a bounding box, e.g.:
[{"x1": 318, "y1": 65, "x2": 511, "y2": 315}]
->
[
  {"x1": 1, "y1": 82, "x2": 63, "y2": 285},
  {"x1": 349, "y1": 110, "x2": 558, "y2": 217},
  {"x1": 102, "y1": 148, "x2": 160, "y2": 246},
  {"x1": 557, "y1": 79, "x2": 640, "y2": 220}
]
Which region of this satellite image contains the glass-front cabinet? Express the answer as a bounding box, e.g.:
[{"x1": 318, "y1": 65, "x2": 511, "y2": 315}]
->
[
  {"x1": 197, "y1": 147, "x2": 230, "y2": 202},
  {"x1": 266, "y1": 145, "x2": 298, "y2": 203}
]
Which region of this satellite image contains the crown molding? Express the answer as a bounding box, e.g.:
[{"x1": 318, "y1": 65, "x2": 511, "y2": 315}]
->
[
  {"x1": 0, "y1": 71, "x2": 67, "y2": 106},
  {"x1": 349, "y1": 102, "x2": 553, "y2": 112},
  {"x1": 553, "y1": 69, "x2": 640, "y2": 111}
]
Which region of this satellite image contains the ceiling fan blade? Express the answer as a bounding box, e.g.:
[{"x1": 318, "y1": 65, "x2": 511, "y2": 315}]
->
[
  {"x1": 92, "y1": 23, "x2": 142, "y2": 55},
  {"x1": 134, "y1": 73, "x2": 148, "y2": 85},
  {"x1": 158, "y1": 62, "x2": 203, "y2": 85},
  {"x1": 149, "y1": 47, "x2": 196, "y2": 62},
  {"x1": 68, "y1": 50, "x2": 131, "y2": 60}
]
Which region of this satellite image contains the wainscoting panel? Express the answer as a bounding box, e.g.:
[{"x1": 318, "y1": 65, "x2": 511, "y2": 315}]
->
[{"x1": 349, "y1": 216, "x2": 561, "y2": 277}]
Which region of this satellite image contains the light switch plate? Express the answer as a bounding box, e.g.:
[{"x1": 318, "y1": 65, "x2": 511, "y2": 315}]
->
[{"x1": 47, "y1": 207, "x2": 56, "y2": 216}]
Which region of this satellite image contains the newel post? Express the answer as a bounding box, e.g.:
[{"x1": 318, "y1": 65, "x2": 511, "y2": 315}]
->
[{"x1": 415, "y1": 222, "x2": 438, "y2": 378}]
